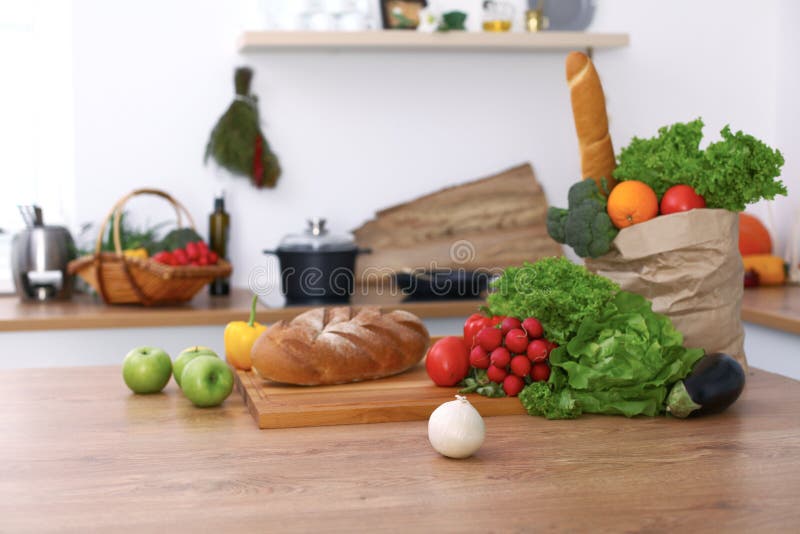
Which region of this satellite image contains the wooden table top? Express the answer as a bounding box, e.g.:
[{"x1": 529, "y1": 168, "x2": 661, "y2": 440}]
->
[
  {"x1": 0, "y1": 288, "x2": 482, "y2": 332},
  {"x1": 2, "y1": 366, "x2": 798, "y2": 532}
]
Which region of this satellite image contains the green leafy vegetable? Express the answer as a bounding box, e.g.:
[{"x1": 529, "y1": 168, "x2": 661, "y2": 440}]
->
[
  {"x1": 613, "y1": 119, "x2": 706, "y2": 199},
  {"x1": 519, "y1": 382, "x2": 580, "y2": 419},
  {"x1": 700, "y1": 126, "x2": 787, "y2": 211},
  {"x1": 547, "y1": 180, "x2": 618, "y2": 258},
  {"x1": 77, "y1": 211, "x2": 169, "y2": 256},
  {"x1": 613, "y1": 118, "x2": 785, "y2": 211},
  {"x1": 487, "y1": 257, "x2": 619, "y2": 346},
  {"x1": 519, "y1": 291, "x2": 704, "y2": 419},
  {"x1": 459, "y1": 368, "x2": 506, "y2": 398},
  {"x1": 154, "y1": 228, "x2": 204, "y2": 253}
]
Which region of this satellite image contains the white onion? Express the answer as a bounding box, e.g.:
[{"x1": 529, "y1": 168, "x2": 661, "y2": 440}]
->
[{"x1": 427, "y1": 395, "x2": 485, "y2": 459}]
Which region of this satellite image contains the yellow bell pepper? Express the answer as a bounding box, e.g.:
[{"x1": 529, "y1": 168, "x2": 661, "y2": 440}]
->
[
  {"x1": 123, "y1": 247, "x2": 149, "y2": 260},
  {"x1": 742, "y1": 254, "x2": 786, "y2": 286},
  {"x1": 224, "y1": 295, "x2": 266, "y2": 370}
]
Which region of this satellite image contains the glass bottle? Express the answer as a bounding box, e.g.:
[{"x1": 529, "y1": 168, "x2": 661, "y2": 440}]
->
[{"x1": 209, "y1": 191, "x2": 230, "y2": 296}]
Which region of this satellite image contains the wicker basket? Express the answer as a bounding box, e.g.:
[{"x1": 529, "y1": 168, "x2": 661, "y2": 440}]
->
[{"x1": 68, "y1": 188, "x2": 232, "y2": 306}]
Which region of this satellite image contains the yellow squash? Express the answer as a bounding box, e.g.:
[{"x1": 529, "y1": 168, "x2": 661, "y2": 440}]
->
[
  {"x1": 224, "y1": 295, "x2": 266, "y2": 370},
  {"x1": 742, "y1": 254, "x2": 786, "y2": 286}
]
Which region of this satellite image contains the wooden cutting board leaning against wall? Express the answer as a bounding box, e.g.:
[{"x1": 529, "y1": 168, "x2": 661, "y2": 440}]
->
[{"x1": 352, "y1": 163, "x2": 562, "y2": 285}]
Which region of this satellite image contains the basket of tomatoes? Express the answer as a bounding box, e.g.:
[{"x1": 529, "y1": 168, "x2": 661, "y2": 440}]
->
[{"x1": 68, "y1": 188, "x2": 232, "y2": 305}]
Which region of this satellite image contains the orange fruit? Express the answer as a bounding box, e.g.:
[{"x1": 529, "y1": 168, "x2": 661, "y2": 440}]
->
[
  {"x1": 738, "y1": 213, "x2": 772, "y2": 256},
  {"x1": 606, "y1": 180, "x2": 659, "y2": 229}
]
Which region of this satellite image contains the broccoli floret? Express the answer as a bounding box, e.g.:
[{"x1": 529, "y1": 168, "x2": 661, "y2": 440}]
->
[
  {"x1": 564, "y1": 203, "x2": 617, "y2": 258},
  {"x1": 546, "y1": 207, "x2": 569, "y2": 244},
  {"x1": 567, "y1": 179, "x2": 602, "y2": 207},
  {"x1": 547, "y1": 180, "x2": 618, "y2": 258}
]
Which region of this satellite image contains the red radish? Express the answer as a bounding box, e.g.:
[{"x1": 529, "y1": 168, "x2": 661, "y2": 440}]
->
[
  {"x1": 469, "y1": 346, "x2": 490, "y2": 369},
  {"x1": 502, "y1": 375, "x2": 525, "y2": 397},
  {"x1": 196, "y1": 240, "x2": 209, "y2": 252},
  {"x1": 510, "y1": 355, "x2": 531, "y2": 377},
  {"x1": 546, "y1": 340, "x2": 559, "y2": 352},
  {"x1": 208, "y1": 251, "x2": 219, "y2": 264},
  {"x1": 490, "y1": 347, "x2": 511, "y2": 368},
  {"x1": 197, "y1": 256, "x2": 209, "y2": 266},
  {"x1": 476, "y1": 327, "x2": 503, "y2": 352},
  {"x1": 500, "y1": 317, "x2": 522, "y2": 335},
  {"x1": 522, "y1": 317, "x2": 543, "y2": 339},
  {"x1": 527, "y1": 339, "x2": 549, "y2": 362},
  {"x1": 185, "y1": 242, "x2": 200, "y2": 260},
  {"x1": 531, "y1": 363, "x2": 551, "y2": 382},
  {"x1": 486, "y1": 364, "x2": 507, "y2": 383},
  {"x1": 504, "y1": 328, "x2": 528, "y2": 353},
  {"x1": 173, "y1": 249, "x2": 189, "y2": 266}
]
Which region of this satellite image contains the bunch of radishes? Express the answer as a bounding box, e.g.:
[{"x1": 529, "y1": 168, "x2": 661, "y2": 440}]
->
[
  {"x1": 467, "y1": 316, "x2": 556, "y2": 397},
  {"x1": 152, "y1": 241, "x2": 219, "y2": 267}
]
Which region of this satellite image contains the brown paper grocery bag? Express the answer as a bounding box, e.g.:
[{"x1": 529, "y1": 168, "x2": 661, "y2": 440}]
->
[{"x1": 586, "y1": 209, "x2": 746, "y2": 369}]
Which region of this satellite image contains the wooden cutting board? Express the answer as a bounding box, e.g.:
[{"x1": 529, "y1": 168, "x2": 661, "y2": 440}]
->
[{"x1": 235, "y1": 363, "x2": 528, "y2": 430}]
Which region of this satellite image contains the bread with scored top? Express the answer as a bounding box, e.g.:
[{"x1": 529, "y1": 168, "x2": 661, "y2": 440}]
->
[{"x1": 251, "y1": 306, "x2": 430, "y2": 385}]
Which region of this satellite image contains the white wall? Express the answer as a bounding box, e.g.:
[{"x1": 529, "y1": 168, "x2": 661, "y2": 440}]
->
[{"x1": 69, "y1": 0, "x2": 793, "y2": 290}]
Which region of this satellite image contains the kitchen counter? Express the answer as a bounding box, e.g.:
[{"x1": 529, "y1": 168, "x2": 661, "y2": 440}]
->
[
  {"x1": 0, "y1": 288, "x2": 482, "y2": 332},
  {"x1": 741, "y1": 285, "x2": 800, "y2": 335},
  {"x1": 1, "y1": 366, "x2": 798, "y2": 531},
  {"x1": 2, "y1": 285, "x2": 799, "y2": 334}
]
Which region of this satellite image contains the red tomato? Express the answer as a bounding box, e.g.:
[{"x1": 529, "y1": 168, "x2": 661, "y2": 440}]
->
[
  {"x1": 463, "y1": 313, "x2": 504, "y2": 348},
  {"x1": 660, "y1": 184, "x2": 706, "y2": 215},
  {"x1": 425, "y1": 337, "x2": 470, "y2": 386}
]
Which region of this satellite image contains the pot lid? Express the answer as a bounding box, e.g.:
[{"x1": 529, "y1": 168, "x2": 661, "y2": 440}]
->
[{"x1": 277, "y1": 218, "x2": 356, "y2": 252}]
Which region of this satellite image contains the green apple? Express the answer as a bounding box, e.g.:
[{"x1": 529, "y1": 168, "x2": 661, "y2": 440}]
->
[
  {"x1": 173, "y1": 345, "x2": 219, "y2": 388},
  {"x1": 122, "y1": 346, "x2": 172, "y2": 394},
  {"x1": 180, "y1": 355, "x2": 234, "y2": 408}
]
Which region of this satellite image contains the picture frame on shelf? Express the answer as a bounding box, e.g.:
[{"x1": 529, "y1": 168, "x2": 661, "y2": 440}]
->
[{"x1": 380, "y1": 0, "x2": 427, "y2": 30}]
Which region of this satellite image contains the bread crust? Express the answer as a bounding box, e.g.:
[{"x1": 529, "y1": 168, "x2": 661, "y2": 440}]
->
[
  {"x1": 566, "y1": 51, "x2": 618, "y2": 193},
  {"x1": 251, "y1": 306, "x2": 431, "y2": 385}
]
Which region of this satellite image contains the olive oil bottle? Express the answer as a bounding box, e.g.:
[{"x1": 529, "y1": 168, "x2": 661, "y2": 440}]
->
[{"x1": 209, "y1": 192, "x2": 230, "y2": 295}]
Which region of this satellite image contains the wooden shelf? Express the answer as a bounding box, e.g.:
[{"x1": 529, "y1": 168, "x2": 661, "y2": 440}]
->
[{"x1": 238, "y1": 31, "x2": 629, "y2": 53}]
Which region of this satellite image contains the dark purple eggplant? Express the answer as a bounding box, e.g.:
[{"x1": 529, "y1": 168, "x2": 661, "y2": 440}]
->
[{"x1": 666, "y1": 353, "x2": 746, "y2": 418}]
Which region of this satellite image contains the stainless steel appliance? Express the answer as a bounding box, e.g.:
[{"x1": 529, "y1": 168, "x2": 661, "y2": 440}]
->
[{"x1": 11, "y1": 206, "x2": 76, "y2": 301}]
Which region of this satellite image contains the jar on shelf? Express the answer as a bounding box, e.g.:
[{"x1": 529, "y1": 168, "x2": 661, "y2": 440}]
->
[{"x1": 482, "y1": 0, "x2": 514, "y2": 32}]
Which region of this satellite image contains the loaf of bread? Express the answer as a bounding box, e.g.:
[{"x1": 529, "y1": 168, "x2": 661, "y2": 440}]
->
[
  {"x1": 566, "y1": 51, "x2": 618, "y2": 194},
  {"x1": 251, "y1": 306, "x2": 431, "y2": 385}
]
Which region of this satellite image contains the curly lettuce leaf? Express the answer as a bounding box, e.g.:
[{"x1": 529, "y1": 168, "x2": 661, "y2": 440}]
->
[
  {"x1": 613, "y1": 118, "x2": 786, "y2": 211},
  {"x1": 699, "y1": 126, "x2": 786, "y2": 211},
  {"x1": 487, "y1": 258, "x2": 619, "y2": 346},
  {"x1": 522, "y1": 291, "x2": 704, "y2": 419}
]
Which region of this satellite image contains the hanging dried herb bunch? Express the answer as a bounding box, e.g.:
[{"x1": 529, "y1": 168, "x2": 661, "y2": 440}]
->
[{"x1": 205, "y1": 67, "x2": 281, "y2": 188}]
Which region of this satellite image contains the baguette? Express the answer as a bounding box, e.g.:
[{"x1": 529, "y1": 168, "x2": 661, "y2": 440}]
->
[
  {"x1": 251, "y1": 306, "x2": 430, "y2": 385},
  {"x1": 566, "y1": 51, "x2": 618, "y2": 194}
]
